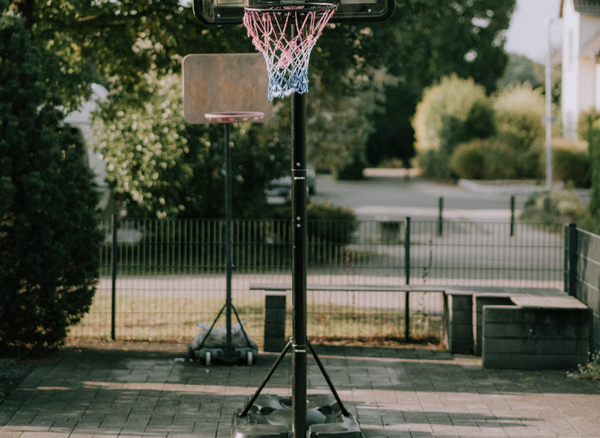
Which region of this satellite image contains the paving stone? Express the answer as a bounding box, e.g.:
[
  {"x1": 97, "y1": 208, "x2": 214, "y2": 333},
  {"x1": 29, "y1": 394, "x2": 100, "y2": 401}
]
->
[{"x1": 2, "y1": 342, "x2": 600, "y2": 437}]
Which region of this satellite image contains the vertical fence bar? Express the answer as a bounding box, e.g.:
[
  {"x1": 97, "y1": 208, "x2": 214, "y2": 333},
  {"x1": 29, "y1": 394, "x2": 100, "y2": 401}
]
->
[
  {"x1": 438, "y1": 197, "x2": 443, "y2": 237},
  {"x1": 567, "y1": 223, "x2": 578, "y2": 296},
  {"x1": 510, "y1": 195, "x2": 515, "y2": 237},
  {"x1": 404, "y1": 217, "x2": 411, "y2": 343},
  {"x1": 111, "y1": 214, "x2": 118, "y2": 340}
]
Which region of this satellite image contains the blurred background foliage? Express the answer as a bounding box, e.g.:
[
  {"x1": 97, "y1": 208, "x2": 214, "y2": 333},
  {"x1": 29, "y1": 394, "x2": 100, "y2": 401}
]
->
[{"x1": 7, "y1": 0, "x2": 534, "y2": 220}]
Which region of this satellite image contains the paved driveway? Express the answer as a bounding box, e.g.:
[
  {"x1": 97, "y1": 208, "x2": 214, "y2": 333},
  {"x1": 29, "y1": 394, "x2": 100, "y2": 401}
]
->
[
  {"x1": 1, "y1": 341, "x2": 599, "y2": 438},
  {"x1": 311, "y1": 171, "x2": 590, "y2": 221}
]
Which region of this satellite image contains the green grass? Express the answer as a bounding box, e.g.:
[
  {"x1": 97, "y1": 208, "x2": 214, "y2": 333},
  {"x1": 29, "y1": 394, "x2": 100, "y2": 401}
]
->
[{"x1": 69, "y1": 293, "x2": 443, "y2": 347}]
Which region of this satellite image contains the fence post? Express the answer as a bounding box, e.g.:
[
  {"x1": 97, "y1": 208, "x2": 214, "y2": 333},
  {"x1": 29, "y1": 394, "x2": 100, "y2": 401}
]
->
[
  {"x1": 111, "y1": 215, "x2": 119, "y2": 340},
  {"x1": 566, "y1": 223, "x2": 578, "y2": 296},
  {"x1": 510, "y1": 195, "x2": 515, "y2": 237},
  {"x1": 438, "y1": 197, "x2": 443, "y2": 236},
  {"x1": 404, "y1": 217, "x2": 411, "y2": 343}
]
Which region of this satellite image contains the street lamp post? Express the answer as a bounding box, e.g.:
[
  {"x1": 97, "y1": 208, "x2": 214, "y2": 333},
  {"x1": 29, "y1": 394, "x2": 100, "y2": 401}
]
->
[{"x1": 545, "y1": 18, "x2": 554, "y2": 191}]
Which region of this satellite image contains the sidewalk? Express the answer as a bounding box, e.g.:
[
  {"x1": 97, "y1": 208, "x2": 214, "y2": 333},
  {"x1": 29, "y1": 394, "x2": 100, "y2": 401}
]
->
[{"x1": 1, "y1": 340, "x2": 599, "y2": 438}]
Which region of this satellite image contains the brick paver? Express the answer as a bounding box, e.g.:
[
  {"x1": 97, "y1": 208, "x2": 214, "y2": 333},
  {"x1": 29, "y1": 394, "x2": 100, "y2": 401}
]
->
[{"x1": 1, "y1": 341, "x2": 599, "y2": 437}]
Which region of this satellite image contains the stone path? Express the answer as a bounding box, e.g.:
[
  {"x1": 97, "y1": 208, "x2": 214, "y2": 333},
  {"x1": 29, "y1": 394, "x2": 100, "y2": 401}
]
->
[{"x1": 1, "y1": 341, "x2": 599, "y2": 437}]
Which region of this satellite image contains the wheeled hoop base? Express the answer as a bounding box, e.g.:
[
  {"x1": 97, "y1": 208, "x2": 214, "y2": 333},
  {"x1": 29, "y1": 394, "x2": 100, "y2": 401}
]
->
[
  {"x1": 189, "y1": 345, "x2": 258, "y2": 366},
  {"x1": 232, "y1": 394, "x2": 364, "y2": 438}
]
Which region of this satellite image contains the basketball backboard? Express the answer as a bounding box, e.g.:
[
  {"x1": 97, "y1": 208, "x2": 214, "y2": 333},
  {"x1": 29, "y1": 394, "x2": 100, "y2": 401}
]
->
[
  {"x1": 182, "y1": 53, "x2": 272, "y2": 124},
  {"x1": 193, "y1": 0, "x2": 395, "y2": 25}
]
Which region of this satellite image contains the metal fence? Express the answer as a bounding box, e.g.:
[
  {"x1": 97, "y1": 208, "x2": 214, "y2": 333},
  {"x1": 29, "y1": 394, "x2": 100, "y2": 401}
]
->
[
  {"x1": 70, "y1": 217, "x2": 565, "y2": 346},
  {"x1": 565, "y1": 224, "x2": 600, "y2": 352}
]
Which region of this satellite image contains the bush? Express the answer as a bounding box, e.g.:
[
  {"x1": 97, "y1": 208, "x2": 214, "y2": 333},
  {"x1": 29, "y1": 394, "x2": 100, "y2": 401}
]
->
[
  {"x1": 449, "y1": 141, "x2": 485, "y2": 180},
  {"x1": 413, "y1": 75, "x2": 494, "y2": 178},
  {"x1": 520, "y1": 190, "x2": 587, "y2": 224},
  {"x1": 588, "y1": 120, "x2": 600, "y2": 217},
  {"x1": 515, "y1": 144, "x2": 544, "y2": 178},
  {"x1": 450, "y1": 138, "x2": 517, "y2": 180},
  {"x1": 577, "y1": 108, "x2": 600, "y2": 142},
  {"x1": 493, "y1": 83, "x2": 546, "y2": 150},
  {"x1": 0, "y1": 6, "x2": 102, "y2": 354},
  {"x1": 332, "y1": 151, "x2": 368, "y2": 180},
  {"x1": 547, "y1": 139, "x2": 590, "y2": 188},
  {"x1": 267, "y1": 203, "x2": 358, "y2": 261},
  {"x1": 418, "y1": 148, "x2": 453, "y2": 180}
]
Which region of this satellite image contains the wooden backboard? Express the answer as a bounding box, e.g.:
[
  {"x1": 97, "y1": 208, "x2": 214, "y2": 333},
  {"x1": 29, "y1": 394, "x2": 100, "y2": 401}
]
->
[{"x1": 182, "y1": 53, "x2": 272, "y2": 124}]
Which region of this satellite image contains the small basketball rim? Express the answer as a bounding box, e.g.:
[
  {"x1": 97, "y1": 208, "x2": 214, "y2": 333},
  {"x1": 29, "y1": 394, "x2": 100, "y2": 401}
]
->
[{"x1": 204, "y1": 111, "x2": 265, "y2": 124}]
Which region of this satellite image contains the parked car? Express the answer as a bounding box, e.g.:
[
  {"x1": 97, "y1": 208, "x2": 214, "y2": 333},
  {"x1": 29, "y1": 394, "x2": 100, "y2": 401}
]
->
[
  {"x1": 307, "y1": 165, "x2": 316, "y2": 195},
  {"x1": 265, "y1": 172, "x2": 312, "y2": 206},
  {"x1": 265, "y1": 176, "x2": 292, "y2": 206}
]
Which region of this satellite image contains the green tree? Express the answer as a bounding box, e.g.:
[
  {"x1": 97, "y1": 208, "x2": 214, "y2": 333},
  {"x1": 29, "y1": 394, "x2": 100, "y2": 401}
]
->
[
  {"x1": 316, "y1": 0, "x2": 515, "y2": 170},
  {"x1": 96, "y1": 74, "x2": 289, "y2": 219},
  {"x1": 497, "y1": 53, "x2": 545, "y2": 89},
  {"x1": 9, "y1": 0, "x2": 516, "y2": 185},
  {"x1": 588, "y1": 120, "x2": 600, "y2": 218},
  {"x1": 0, "y1": 2, "x2": 102, "y2": 353},
  {"x1": 11, "y1": 0, "x2": 254, "y2": 109},
  {"x1": 412, "y1": 75, "x2": 495, "y2": 178},
  {"x1": 377, "y1": 0, "x2": 516, "y2": 93},
  {"x1": 493, "y1": 82, "x2": 545, "y2": 150},
  {"x1": 365, "y1": 81, "x2": 421, "y2": 167}
]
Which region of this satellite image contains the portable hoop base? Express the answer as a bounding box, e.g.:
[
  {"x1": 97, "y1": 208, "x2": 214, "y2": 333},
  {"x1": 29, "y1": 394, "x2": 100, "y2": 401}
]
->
[
  {"x1": 230, "y1": 339, "x2": 364, "y2": 438},
  {"x1": 232, "y1": 394, "x2": 363, "y2": 438},
  {"x1": 189, "y1": 111, "x2": 263, "y2": 367},
  {"x1": 189, "y1": 345, "x2": 257, "y2": 366}
]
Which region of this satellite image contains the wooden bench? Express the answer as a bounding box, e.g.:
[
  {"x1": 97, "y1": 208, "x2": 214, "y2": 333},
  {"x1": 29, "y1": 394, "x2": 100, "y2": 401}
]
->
[{"x1": 251, "y1": 283, "x2": 590, "y2": 370}]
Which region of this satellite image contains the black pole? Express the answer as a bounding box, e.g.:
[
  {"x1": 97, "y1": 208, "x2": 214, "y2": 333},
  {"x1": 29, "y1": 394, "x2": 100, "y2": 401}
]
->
[
  {"x1": 291, "y1": 90, "x2": 308, "y2": 438},
  {"x1": 438, "y1": 197, "x2": 443, "y2": 237},
  {"x1": 224, "y1": 123, "x2": 233, "y2": 357},
  {"x1": 510, "y1": 195, "x2": 515, "y2": 237},
  {"x1": 111, "y1": 215, "x2": 119, "y2": 340},
  {"x1": 240, "y1": 339, "x2": 293, "y2": 417},
  {"x1": 404, "y1": 217, "x2": 410, "y2": 343},
  {"x1": 306, "y1": 340, "x2": 350, "y2": 416},
  {"x1": 567, "y1": 223, "x2": 578, "y2": 296}
]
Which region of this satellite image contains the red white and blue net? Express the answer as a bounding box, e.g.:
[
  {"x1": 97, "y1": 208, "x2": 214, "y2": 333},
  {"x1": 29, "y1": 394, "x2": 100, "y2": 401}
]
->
[{"x1": 243, "y1": 3, "x2": 337, "y2": 100}]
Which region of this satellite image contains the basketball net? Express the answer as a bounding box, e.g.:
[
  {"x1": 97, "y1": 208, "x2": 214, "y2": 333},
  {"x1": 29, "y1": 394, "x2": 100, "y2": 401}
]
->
[{"x1": 243, "y1": 3, "x2": 337, "y2": 100}]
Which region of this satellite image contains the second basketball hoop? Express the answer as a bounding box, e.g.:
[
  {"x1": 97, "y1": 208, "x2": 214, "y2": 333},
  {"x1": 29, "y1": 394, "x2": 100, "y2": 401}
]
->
[{"x1": 243, "y1": 2, "x2": 337, "y2": 100}]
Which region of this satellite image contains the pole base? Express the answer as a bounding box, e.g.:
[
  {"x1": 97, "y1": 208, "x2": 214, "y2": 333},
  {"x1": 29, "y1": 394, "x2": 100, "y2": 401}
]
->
[
  {"x1": 231, "y1": 394, "x2": 364, "y2": 438},
  {"x1": 189, "y1": 345, "x2": 258, "y2": 366}
]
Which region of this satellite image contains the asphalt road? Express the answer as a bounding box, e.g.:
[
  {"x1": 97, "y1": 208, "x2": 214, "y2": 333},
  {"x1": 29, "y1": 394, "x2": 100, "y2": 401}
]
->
[{"x1": 309, "y1": 170, "x2": 589, "y2": 221}]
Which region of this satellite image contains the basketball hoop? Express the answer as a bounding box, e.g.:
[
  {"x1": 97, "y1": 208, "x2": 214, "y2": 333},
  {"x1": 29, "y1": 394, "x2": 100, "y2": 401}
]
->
[
  {"x1": 204, "y1": 111, "x2": 265, "y2": 124},
  {"x1": 243, "y1": 2, "x2": 337, "y2": 100}
]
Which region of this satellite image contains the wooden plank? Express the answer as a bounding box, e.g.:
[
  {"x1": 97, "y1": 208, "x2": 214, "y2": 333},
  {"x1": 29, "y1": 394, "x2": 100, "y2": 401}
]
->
[
  {"x1": 511, "y1": 295, "x2": 587, "y2": 309},
  {"x1": 249, "y1": 283, "x2": 447, "y2": 292}
]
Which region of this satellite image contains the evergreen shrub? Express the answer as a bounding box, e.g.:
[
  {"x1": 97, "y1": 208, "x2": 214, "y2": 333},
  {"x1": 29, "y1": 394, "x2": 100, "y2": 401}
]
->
[
  {"x1": 549, "y1": 139, "x2": 590, "y2": 188},
  {"x1": 0, "y1": 4, "x2": 102, "y2": 354},
  {"x1": 413, "y1": 75, "x2": 494, "y2": 178}
]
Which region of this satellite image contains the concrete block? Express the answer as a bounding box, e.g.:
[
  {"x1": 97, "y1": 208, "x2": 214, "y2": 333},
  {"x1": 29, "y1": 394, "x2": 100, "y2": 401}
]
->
[
  {"x1": 484, "y1": 321, "x2": 589, "y2": 339},
  {"x1": 264, "y1": 295, "x2": 286, "y2": 353},
  {"x1": 473, "y1": 296, "x2": 513, "y2": 356},
  {"x1": 265, "y1": 308, "x2": 286, "y2": 323},
  {"x1": 446, "y1": 294, "x2": 474, "y2": 354},
  {"x1": 482, "y1": 353, "x2": 588, "y2": 370},
  {"x1": 482, "y1": 306, "x2": 590, "y2": 370}
]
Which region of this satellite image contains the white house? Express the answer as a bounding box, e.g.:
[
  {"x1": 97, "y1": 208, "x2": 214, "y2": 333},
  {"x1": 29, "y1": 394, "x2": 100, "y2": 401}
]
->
[
  {"x1": 63, "y1": 84, "x2": 112, "y2": 214},
  {"x1": 560, "y1": 0, "x2": 600, "y2": 139}
]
